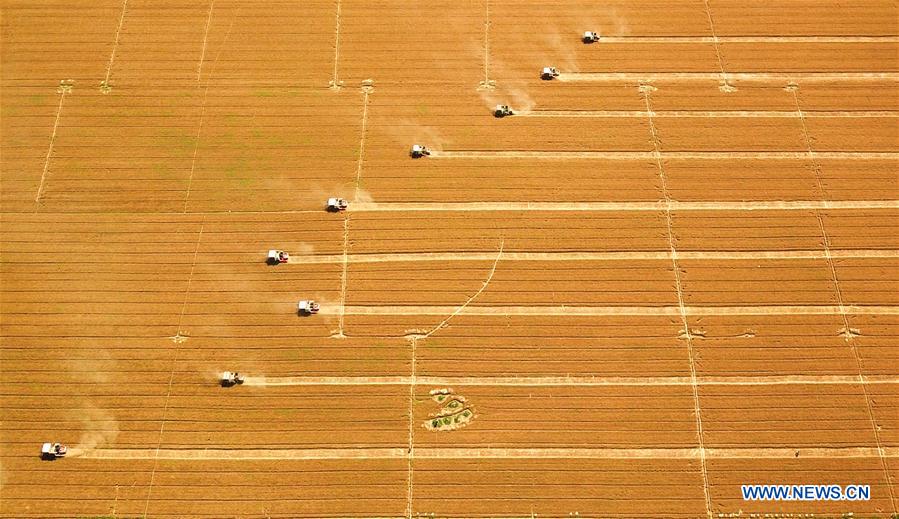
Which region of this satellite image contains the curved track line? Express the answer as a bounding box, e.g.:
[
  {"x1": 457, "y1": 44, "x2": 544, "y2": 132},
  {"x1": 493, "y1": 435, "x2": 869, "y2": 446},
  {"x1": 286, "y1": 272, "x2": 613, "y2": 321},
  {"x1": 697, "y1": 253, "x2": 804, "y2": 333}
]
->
[
  {"x1": 420, "y1": 238, "x2": 504, "y2": 339},
  {"x1": 350, "y1": 200, "x2": 899, "y2": 212},
  {"x1": 80, "y1": 446, "x2": 899, "y2": 461}
]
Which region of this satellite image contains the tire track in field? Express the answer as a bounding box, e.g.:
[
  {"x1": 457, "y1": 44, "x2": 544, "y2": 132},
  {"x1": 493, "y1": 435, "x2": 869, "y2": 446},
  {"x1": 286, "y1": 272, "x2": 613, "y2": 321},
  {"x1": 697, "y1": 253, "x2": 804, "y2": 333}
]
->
[{"x1": 79, "y1": 446, "x2": 899, "y2": 461}]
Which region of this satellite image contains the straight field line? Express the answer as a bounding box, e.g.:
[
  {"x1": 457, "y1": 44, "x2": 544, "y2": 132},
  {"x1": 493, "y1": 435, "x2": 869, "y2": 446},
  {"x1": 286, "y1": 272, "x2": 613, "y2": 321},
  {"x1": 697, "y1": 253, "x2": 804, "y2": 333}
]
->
[
  {"x1": 286, "y1": 249, "x2": 899, "y2": 265},
  {"x1": 350, "y1": 199, "x2": 899, "y2": 212},
  {"x1": 242, "y1": 374, "x2": 899, "y2": 388},
  {"x1": 519, "y1": 110, "x2": 898, "y2": 118},
  {"x1": 331, "y1": 305, "x2": 899, "y2": 316},
  {"x1": 557, "y1": 72, "x2": 899, "y2": 82},
  {"x1": 428, "y1": 150, "x2": 898, "y2": 160},
  {"x1": 596, "y1": 36, "x2": 899, "y2": 43},
  {"x1": 81, "y1": 446, "x2": 899, "y2": 461}
]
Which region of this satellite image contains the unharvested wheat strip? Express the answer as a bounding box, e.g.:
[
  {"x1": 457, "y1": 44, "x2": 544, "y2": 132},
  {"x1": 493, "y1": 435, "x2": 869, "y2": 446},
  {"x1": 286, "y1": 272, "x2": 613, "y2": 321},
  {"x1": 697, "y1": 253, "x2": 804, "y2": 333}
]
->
[
  {"x1": 558, "y1": 72, "x2": 899, "y2": 82},
  {"x1": 350, "y1": 200, "x2": 899, "y2": 212},
  {"x1": 521, "y1": 110, "x2": 899, "y2": 118},
  {"x1": 598, "y1": 36, "x2": 899, "y2": 43},
  {"x1": 287, "y1": 249, "x2": 899, "y2": 265},
  {"x1": 82, "y1": 446, "x2": 899, "y2": 461},
  {"x1": 430, "y1": 150, "x2": 898, "y2": 160},
  {"x1": 328, "y1": 304, "x2": 899, "y2": 316},
  {"x1": 240, "y1": 375, "x2": 899, "y2": 388}
]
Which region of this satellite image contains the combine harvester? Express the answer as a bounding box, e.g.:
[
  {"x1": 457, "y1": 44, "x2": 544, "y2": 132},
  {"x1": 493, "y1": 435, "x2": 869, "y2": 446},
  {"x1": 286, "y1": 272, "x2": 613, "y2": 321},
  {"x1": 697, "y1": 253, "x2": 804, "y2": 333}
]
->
[
  {"x1": 494, "y1": 105, "x2": 514, "y2": 118},
  {"x1": 326, "y1": 197, "x2": 348, "y2": 212},
  {"x1": 267, "y1": 249, "x2": 289, "y2": 265},
  {"x1": 220, "y1": 371, "x2": 245, "y2": 387},
  {"x1": 410, "y1": 144, "x2": 431, "y2": 158},
  {"x1": 298, "y1": 300, "x2": 320, "y2": 315},
  {"x1": 541, "y1": 67, "x2": 560, "y2": 80},
  {"x1": 583, "y1": 31, "x2": 600, "y2": 43},
  {"x1": 40, "y1": 442, "x2": 67, "y2": 460}
]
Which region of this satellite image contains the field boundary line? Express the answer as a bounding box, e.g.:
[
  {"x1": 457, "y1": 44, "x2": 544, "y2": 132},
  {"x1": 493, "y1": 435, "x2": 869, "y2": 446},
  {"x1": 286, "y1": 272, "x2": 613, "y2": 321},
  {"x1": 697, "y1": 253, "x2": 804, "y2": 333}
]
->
[
  {"x1": 792, "y1": 85, "x2": 898, "y2": 514},
  {"x1": 81, "y1": 446, "x2": 899, "y2": 461},
  {"x1": 101, "y1": 0, "x2": 129, "y2": 92},
  {"x1": 33, "y1": 86, "x2": 69, "y2": 209}
]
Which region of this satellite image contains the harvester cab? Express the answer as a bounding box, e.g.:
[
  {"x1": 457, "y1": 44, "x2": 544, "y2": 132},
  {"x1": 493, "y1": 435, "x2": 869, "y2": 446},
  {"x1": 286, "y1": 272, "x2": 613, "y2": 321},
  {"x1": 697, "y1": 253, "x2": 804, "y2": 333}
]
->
[
  {"x1": 221, "y1": 371, "x2": 245, "y2": 387},
  {"x1": 410, "y1": 144, "x2": 431, "y2": 158},
  {"x1": 583, "y1": 31, "x2": 600, "y2": 43},
  {"x1": 327, "y1": 198, "x2": 348, "y2": 212},
  {"x1": 494, "y1": 105, "x2": 514, "y2": 118},
  {"x1": 541, "y1": 67, "x2": 560, "y2": 80},
  {"x1": 298, "y1": 300, "x2": 320, "y2": 315},
  {"x1": 41, "y1": 442, "x2": 67, "y2": 460},
  {"x1": 267, "y1": 249, "x2": 289, "y2": 265}
]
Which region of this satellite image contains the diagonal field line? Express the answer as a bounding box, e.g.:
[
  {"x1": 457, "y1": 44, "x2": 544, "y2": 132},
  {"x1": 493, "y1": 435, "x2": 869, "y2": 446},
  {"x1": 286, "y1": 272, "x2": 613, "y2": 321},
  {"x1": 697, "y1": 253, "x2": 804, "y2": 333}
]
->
[
  {"x1": 101, "y1": 0, "x2": 129, "y2": 92},
  {"x1": 419, "y1": 238, "x2": 504, "y2": 340},
  {"x1": 143, "y1": 221, "x2": 204, "y2": 518},
  {"x1": 337, "y1": 87, "x2": 373, "y2": 338},
  {"x1": 82, "y1": 446, "x2": 899, "y2": 461},
  {"x1": 702, "y1": 0, "x2": 733, "y2": 91},
  {"x1": 791, "y1": 85, "x2": 898, "y2": 514},
  {"x1": 197, "y1": 0, "x2": 215, "y2": 83},
  {"x1": 641, "y1": 84, "x2": 712, "y2": 518},
  {"x1": 34, "y1": 87, "x2": 68, "y2": 210}
]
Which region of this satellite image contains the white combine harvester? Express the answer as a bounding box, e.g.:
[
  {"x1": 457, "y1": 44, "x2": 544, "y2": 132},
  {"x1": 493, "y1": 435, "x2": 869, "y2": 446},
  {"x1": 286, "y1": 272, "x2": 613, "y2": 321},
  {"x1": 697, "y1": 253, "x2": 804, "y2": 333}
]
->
[
  {"x1": 41, "y1": 442, "x2": 67, "y2": 460},
  {"x1": 493, "y1": 105, "x2": 514, "y2": 118},
  {"x1": 583, "y1": 31, "x2": 600, "y2": 43},
  {"x1": 220, "y1": 371, "x2": 245, "y2": 387},
  {"x1": 267, "y1": 249, "x2": 289, "y2": 265},
  {"x1": 541, "y1": 67, "x2": 560, "y2": 80},
  {"x1": 298, "y1": 300, "x2": 320, "y2": 315},
  {"x1": 326, "y1": 197, "x2": 348, "y2": 212},
  {"x1": 409, "y1": 144, "x2": 431, "y2": 158}
]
